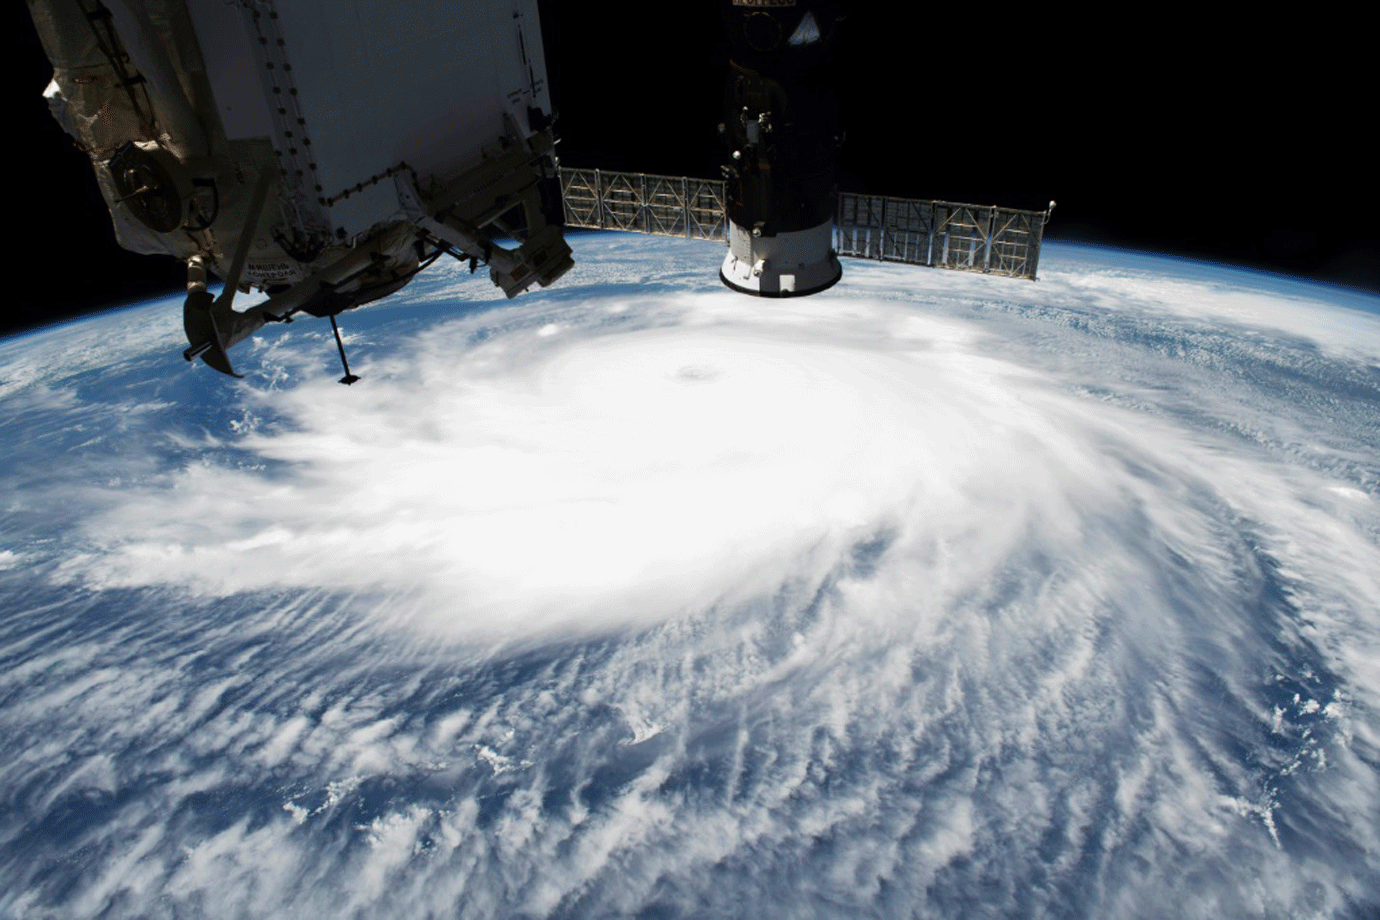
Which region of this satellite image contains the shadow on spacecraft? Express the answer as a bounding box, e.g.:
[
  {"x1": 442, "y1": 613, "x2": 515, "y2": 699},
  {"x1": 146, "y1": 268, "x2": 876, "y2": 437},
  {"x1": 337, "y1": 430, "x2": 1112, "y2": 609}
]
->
[{"x1": 26, "y1": 0, "x2": 1054, "y2": 383}]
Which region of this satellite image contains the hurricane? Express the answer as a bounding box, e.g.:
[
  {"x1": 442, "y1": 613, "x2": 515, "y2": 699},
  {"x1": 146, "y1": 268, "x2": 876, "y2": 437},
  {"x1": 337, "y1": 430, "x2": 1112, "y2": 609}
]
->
[{"x1": 2, "y1": 236, "x2": 1377, "y2": 918}]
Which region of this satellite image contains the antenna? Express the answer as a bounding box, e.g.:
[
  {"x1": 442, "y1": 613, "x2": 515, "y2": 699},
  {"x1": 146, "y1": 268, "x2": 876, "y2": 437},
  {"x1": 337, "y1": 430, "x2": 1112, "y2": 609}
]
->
[{"x1": 328, "y1": 314, "x2": 360, "y2": 385}]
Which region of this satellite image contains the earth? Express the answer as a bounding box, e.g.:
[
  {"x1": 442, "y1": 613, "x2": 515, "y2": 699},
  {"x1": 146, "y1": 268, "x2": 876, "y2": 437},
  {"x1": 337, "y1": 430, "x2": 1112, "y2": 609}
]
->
[{"x1": 1, "y1": 233, "x2": 1377, "y2": 918}]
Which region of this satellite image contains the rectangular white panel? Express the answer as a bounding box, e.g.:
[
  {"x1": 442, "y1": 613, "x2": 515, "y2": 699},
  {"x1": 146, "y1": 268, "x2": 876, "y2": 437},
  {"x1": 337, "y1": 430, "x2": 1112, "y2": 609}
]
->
[
  {"x1": 186, "y1": 0, "x2": 272, "y2": 141},
  {"x1": 247, "y1": 0, "x2": 552, "y2": 238}
]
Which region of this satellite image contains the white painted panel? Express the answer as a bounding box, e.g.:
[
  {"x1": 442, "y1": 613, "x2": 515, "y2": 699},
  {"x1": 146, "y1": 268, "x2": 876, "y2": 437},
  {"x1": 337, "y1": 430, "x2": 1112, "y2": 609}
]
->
[
  {"x1": 262, "y1": 0, "x2": 551, "y2": 234},
  {"x1": 187, "y1": 0, "x2": 273, "y2": 141}
]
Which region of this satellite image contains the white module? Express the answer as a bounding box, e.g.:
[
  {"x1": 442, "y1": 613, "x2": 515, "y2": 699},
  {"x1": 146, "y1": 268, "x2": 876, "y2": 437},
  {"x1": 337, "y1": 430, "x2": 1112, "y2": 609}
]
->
[{"x1": 28, "y1": 0, "x2": 572, "y2": 377}]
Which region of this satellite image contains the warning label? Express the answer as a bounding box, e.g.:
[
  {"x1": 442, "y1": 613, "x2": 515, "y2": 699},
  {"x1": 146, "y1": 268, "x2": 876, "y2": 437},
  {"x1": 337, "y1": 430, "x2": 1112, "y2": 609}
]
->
[{"x1": 245, "y1": 260, "x2": 300, "y2": 283}]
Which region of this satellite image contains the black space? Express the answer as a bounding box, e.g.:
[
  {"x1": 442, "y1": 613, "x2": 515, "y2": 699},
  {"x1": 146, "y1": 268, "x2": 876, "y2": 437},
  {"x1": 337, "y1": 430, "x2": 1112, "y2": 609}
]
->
[{"x1": 11, "y1": 4, "x2": 1373, "y2": 340}]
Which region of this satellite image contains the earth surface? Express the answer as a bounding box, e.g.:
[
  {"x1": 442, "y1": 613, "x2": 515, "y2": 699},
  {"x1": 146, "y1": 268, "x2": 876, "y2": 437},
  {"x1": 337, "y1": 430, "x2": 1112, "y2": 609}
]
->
[{"x1": 1, "y1": 233, "x2": 1377, "y2": 918}]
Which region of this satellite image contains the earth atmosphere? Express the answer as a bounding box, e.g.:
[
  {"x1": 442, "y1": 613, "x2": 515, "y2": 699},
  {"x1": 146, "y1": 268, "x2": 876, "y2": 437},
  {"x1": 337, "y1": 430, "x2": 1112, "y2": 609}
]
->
[{"x1": 1, "y1": 234, "x2": 1377, "y2": 918}]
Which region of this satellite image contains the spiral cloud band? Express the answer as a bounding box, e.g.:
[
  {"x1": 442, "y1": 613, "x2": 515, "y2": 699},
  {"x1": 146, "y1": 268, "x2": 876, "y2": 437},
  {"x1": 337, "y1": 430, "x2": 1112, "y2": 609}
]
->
[{"x1": 2, "y1": 237, "x2": 1377, "y2": 917}]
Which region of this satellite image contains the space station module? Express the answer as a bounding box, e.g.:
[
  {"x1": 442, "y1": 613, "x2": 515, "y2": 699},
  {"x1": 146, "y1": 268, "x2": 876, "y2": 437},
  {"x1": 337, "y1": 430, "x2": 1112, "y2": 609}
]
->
[
  {"x1": 717, "y1": 0, "x2": 845, "y2": 297},
  {"x1": 27, "y1": 0, "x2": 572, "y2": 378}
]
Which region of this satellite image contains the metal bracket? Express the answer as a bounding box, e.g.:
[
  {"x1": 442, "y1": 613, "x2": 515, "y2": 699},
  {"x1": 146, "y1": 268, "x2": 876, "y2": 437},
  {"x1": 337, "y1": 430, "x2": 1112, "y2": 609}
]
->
[
  {"x1": 182, "y1": 168, "x2": 274, "y2": 376},
  {"x1": 394, "y1": 149, "x2": 572, "y2": 298}
]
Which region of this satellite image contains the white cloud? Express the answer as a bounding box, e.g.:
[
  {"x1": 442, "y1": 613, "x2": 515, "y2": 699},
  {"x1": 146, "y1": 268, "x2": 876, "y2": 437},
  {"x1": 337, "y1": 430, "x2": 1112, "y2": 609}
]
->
[
  {"x1": 58, "y1": 288, "x2": 1120, "y2": 646},
  {"x1": 3, "y1": 237, "x2": 1378, "y2": 918}
]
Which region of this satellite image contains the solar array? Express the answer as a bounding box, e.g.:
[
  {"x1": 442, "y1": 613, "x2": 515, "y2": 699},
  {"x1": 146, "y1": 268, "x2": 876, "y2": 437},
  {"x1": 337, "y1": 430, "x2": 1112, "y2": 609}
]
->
[{"x1": 560, "y1": 168, "x2": 1053, "y2": 280}]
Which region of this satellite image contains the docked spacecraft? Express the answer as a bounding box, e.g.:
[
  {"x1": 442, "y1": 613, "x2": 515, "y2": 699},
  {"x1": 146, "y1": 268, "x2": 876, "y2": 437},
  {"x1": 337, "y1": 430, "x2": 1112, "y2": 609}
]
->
[
  {"x1": 27, "y1": 0, "x2": 572, "y2": 380},
  {"x1": 716, "y1": 0, "x2": 844, "y2": 297}
]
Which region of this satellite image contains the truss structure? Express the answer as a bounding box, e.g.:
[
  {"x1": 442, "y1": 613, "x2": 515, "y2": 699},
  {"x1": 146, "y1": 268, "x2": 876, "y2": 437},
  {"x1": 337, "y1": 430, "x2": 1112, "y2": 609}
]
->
[
  {"x1": 835, "y1": 195, "x2": 1051, "y2": 280},
  {"x1": 560, "y1": 169, "x2": 727, "y2": 241},
  {"x1": 560, "y1": 167, "x2": 1053, "y2": 281}
]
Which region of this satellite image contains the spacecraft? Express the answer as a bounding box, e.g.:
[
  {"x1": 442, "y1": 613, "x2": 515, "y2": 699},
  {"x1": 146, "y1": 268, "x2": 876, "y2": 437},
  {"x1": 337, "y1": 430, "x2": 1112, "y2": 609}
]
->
[
  {"x1": 715, "y1": 0, "x2": 844, "y2": 297},
  {"x1": 26, "y1": 0, "x2": 1053, "y2": 382},
  {"x1": 27, "y1": 0, "x2": 571, "y2": 381}
]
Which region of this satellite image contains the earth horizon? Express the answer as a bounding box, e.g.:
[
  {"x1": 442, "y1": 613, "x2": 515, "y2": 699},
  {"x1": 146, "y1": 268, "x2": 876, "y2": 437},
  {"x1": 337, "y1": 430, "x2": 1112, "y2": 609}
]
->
[{"x1": 1, "y1": 235, "x2": 1377, "y2": 918}]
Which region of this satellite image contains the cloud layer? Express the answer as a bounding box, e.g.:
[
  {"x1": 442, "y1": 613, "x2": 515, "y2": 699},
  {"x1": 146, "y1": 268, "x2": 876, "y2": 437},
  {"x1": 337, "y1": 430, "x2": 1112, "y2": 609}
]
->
[{"x1": 2, "y1": 238, "x2": 1378, "y2": 917}]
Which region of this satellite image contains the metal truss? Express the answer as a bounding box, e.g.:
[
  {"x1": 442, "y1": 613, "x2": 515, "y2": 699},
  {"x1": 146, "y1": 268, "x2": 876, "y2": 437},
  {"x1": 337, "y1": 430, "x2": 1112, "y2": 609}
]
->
[
  {"x1": 835, "y1": 195, "x2": 1052, "y2": 280},
  {"x1": 560, "y1": 168, "x2": 727, "y2": 241},
  {"x1": 560, "y1": 168, "x2": 1052, "y2": 280}
]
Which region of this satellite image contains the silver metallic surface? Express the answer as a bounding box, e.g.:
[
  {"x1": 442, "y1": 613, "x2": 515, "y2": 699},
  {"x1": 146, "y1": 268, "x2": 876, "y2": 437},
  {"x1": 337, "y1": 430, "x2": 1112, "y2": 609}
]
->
[
  {"x1": 720, "y1": 220, "x2": 840, "y2": 297},
  {"x1": 561, "y1": 167, "x2": 1053, "y2": 282},
  {"x1": 27, "y1": 0, "x2": 571, "y2": 375},
  {"x1": 561, "y1": 169, "x2": 729, "y2": 242},
  {"x1": 836, "y1": 194, "x2": 1055, "y2": 280}
]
